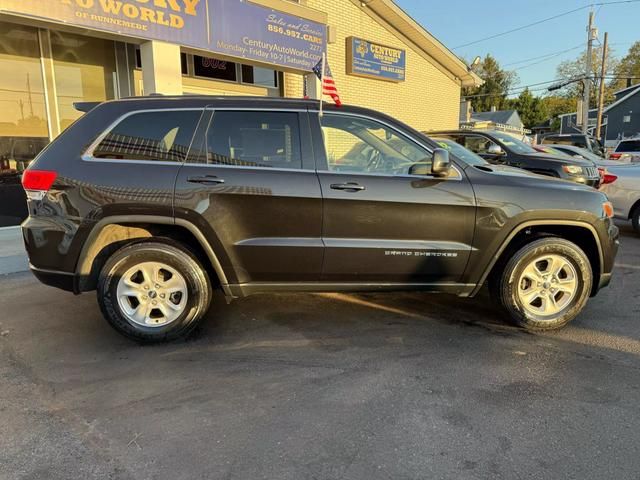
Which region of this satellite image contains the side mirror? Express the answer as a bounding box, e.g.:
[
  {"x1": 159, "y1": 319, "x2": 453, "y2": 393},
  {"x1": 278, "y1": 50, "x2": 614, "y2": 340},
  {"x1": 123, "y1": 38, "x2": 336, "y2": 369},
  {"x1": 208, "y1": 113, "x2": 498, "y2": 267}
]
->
[
  {"x1": 431, "y1": 148, "x2": 451, "y2": 177},
  {"x1": 487, "y1": 143, "x2": 504, "y2": 155}
]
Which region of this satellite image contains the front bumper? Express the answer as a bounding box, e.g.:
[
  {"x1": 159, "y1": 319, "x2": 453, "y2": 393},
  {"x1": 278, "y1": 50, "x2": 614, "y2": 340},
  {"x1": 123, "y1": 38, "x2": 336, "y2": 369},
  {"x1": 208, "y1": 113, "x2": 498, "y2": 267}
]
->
[{"x1": 592, "y1": 220, "x2": 619, "y2": 296}]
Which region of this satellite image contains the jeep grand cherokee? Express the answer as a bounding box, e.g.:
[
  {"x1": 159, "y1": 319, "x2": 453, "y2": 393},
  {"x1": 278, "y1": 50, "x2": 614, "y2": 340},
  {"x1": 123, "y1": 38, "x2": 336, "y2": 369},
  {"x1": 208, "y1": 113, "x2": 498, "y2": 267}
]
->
[{"x1": 21, "y1": 97, "x2": 619, "y2": 342}]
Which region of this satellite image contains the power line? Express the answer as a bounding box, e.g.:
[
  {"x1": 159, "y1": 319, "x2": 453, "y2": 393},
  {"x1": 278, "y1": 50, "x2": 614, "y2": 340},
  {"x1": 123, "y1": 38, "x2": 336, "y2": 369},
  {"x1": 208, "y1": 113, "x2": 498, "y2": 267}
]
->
[
  {"x1": 503, "y1": 44, "x2": 583, "y2": 67},
  {"x1": 461, "y1": 75, "x2": 640, "y2": 99},
  {"x1": 511, "y1": 46, "x2": 585, "y2": 71},
  {"x1": 453, "y1": 0, "x2": 640, "y2": 49}
]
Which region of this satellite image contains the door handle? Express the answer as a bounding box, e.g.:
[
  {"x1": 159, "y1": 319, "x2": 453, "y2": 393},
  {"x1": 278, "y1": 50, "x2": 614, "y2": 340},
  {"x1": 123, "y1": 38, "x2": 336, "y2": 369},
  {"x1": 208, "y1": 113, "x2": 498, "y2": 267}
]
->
[
  {"x1": 187, "y1": 175, "x2": 225, "y2": 185},
  {"x1": 330, "y1": 182, "x2": 365, "y2": 192}
]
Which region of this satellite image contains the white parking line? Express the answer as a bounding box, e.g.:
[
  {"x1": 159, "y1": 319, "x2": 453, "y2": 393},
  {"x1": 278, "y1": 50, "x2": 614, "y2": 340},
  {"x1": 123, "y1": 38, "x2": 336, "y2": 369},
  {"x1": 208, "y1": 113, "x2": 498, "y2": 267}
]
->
[{"x1": 615, "y1": 264, "x2": 640, "y2": 270}]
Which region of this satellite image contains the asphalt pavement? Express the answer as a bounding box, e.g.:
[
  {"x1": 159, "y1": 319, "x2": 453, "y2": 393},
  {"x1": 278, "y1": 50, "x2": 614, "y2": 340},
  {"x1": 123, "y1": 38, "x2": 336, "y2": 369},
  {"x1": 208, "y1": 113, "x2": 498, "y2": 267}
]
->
[{"x1": 1, "y1": 222, "x2": 640, "y2": 480}]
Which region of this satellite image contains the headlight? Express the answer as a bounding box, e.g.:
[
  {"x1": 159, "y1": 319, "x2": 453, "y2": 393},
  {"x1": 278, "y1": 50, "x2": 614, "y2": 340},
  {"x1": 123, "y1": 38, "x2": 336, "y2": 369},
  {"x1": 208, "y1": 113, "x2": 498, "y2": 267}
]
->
[{"x1": 562, "y1": 165, "x2": 584, "y2": 175}]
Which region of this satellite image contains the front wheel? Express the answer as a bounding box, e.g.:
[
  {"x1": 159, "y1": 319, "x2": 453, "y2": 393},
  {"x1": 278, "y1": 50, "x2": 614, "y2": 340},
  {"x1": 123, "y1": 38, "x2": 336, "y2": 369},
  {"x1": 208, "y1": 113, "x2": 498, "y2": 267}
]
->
[
  {"x1": 631, "y1": 206, "x2": 640, "y2": 234},
  {"x1": 97, "y1": 241, "x2": 212, "y2": 343},
  {"x1": 491, "y1": 238, "x2": 592, "y2": 331}
]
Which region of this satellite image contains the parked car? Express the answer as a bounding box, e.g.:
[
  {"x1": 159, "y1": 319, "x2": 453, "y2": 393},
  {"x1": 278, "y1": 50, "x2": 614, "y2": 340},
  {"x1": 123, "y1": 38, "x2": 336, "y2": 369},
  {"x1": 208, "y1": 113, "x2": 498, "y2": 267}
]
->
[
  {"x1": 428, "y1": 130, "x2": 601, "y2": 187},
  {"x1": 541, "y1": 133, "x2": 605, "y2": 157},
  {"x1": 538, "y1": 144, "x2": 616, "y2": 187},
  {"x1": 22, "y1": 97, "x2": 618, "y2": 342},
  {"x1": 0, "y1": 136, "x2": 49, "y2": 227},
  {"x1": 609, "y1": 138, "x2": 640, "y2": 162},
  {"x1": 598, "y1": 163, "x2": 640, "y2": 232}
]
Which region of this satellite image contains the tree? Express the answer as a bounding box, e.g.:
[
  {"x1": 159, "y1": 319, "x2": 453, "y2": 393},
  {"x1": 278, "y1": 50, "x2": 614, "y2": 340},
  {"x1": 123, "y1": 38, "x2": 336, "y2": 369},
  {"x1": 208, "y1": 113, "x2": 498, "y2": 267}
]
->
[
  {"x1": 555, "y1": 46, "x2": 619, "y2": 107},
  {"x1": 539, "y1": 95, "x2": 577, "y2": 130},
  {"x1": 610, "y1": 41, "x2": 640, "y2": 91},
  {"x1": 463, "y1": 54, "x2": 519, "y2": 112},
  {"x1": 510, "y1": 88, "x2": 548, "y2": 128}
]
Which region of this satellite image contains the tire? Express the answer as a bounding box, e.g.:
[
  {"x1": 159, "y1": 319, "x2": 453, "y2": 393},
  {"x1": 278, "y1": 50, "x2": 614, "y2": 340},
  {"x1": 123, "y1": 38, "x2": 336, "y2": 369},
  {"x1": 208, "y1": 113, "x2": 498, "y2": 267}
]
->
[
  {"x1": 97, "y1": 241, "x2": 212, "y2": 343},
  {"x1": 491, "y1": 238, "x2": 592, "y2": 331},
  {"x1": 632, "y1": 206, "x2": 640, "y2": 234}
]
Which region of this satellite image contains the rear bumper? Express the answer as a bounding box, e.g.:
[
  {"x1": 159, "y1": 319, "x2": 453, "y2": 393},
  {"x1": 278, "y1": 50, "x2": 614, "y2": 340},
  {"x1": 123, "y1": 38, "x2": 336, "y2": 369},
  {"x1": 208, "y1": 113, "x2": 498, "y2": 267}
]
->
[{"x1": 29, "y1": 264, "x2": 76, "y2": 293}]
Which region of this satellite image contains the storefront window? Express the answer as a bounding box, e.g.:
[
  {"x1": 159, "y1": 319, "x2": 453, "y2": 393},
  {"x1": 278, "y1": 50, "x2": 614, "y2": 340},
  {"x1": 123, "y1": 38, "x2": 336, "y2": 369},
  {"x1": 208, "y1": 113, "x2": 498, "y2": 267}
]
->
[
  {"x1": 0, "y1": 23, "x2": 49, "y2": 171},
  {"x1": 193, "y1": 55, "x2": 237, "y2": 82},
  {"x1": 51, "y1": 31, "x2": 116, "y2": 131},
  {"x1": 241, "y1": 65, "x2": 278, "y2": 88},
  {"x1": 0, "y1": 22, "x2": 49, "y2": 226}
]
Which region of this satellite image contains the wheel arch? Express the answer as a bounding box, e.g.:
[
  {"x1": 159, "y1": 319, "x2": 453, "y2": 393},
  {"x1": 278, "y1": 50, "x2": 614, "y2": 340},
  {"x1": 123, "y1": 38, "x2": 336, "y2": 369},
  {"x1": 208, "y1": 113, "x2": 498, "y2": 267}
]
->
[
  {"x1": 74, "y1": 215, "x2": 232, "y2": 298},
  {"x1": 627, "y1": 198, "x2": 640, "y2": 220},
  {"x1": 476, "y1": 220, "x2": 603, "y2": 297}
]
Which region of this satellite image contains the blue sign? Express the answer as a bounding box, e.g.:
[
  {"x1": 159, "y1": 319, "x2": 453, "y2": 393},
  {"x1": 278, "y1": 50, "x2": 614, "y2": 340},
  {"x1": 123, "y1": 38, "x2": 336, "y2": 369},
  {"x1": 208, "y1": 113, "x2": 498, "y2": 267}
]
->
[
  {"x1": 0, "y1": 0, "x2": 326, "y2": 72},
  {"x1": 347, "y1": 37, "x2": 405, "y2": 82}
]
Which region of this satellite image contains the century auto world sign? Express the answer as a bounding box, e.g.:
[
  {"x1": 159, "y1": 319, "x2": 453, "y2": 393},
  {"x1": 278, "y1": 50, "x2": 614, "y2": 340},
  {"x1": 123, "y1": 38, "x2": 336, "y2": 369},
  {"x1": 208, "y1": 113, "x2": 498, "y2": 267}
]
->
[{"x1": 0, "y1": 0, "x2": 326, "y2": 71}]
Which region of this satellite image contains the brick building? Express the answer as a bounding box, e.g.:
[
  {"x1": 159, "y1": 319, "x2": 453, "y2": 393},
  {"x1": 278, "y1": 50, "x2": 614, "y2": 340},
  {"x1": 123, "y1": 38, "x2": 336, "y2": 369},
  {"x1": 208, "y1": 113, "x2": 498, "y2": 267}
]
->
[{"x1": 0, "y1": 0, "x2": 480, "y2": 226}]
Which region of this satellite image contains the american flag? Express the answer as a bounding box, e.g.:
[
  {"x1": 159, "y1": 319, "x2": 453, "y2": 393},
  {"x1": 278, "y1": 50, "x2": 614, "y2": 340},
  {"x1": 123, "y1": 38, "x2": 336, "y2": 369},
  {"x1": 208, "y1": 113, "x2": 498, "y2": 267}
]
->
[{"x1": 312, "y1": 56, "x2": 342, "y2": 107}]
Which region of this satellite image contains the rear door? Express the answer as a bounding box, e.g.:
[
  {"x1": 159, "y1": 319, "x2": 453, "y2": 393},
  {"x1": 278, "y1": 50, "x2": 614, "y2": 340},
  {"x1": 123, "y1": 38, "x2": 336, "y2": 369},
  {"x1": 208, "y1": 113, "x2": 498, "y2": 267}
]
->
[
  {"x1": 312, "y1": 112, "x2": 476, "y2": 284},
  {"x1": 174, "y1": 108, "x2": 323, "y2": 285}
]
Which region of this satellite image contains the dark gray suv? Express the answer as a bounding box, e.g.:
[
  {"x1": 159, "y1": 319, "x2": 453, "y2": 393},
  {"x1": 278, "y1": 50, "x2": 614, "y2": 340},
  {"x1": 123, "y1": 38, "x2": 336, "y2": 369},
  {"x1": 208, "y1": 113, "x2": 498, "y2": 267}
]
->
[{"x1": 21, "y1": 97, "x2": 618, "y2": 342}]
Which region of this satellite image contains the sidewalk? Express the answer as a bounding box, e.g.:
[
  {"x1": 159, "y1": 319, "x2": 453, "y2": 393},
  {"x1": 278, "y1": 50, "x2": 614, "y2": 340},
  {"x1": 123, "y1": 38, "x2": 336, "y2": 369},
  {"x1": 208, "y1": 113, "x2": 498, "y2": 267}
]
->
[{"x1": 0, "y1": 226, "x2": 28, "y2": 275}]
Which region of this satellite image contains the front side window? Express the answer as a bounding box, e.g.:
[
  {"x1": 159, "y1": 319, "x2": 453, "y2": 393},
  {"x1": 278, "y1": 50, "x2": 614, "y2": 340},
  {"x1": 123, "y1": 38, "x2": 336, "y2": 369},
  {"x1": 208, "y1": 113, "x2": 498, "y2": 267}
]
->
[
  {"x1": 93, "y1": 110, "x2": 202, "y2": 162},
  {"x1": 321, "y1": 114, "x2": 431, "y2": 175},
  {"x1": 203, "y1": 111, "x2": 301, "y2": 169}
]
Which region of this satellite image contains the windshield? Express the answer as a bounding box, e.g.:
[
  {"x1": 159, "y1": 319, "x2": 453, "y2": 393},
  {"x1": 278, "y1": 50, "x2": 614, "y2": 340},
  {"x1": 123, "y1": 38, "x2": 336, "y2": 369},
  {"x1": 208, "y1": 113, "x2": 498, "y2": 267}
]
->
[
  {"x1": 431, "y1": 137, "x2": 487, "y2": 166},
  {"x1": 491, "y1": 131, "x2": 537, "y2": 154}
]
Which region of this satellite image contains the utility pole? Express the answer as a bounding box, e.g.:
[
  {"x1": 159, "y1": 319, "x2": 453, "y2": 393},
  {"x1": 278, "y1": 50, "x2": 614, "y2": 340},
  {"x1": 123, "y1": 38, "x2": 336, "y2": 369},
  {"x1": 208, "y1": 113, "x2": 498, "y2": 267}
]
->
[
  {"x1": 582, "y1": 10, "x2": 595, "y2": 134},
  {"x1": 595, "y1": 31, "x2": 608, "y2": 141}
]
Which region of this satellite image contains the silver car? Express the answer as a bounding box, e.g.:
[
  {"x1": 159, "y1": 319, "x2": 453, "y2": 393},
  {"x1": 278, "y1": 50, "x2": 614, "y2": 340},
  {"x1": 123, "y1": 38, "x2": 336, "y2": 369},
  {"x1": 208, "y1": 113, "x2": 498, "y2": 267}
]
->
[
  {"x1": 609, "y1": 138, "x2": 640, "y2": 162},
  {"x1": 599, "y1": 162, "x2": 640, "y2": 233}
]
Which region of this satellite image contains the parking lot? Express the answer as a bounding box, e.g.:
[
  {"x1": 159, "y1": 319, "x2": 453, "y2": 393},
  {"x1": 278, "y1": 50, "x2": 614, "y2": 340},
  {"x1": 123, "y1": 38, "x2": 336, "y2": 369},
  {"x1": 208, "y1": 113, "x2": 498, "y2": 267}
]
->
[{"x1": 1, "y1": 222, "x2": 639, "y2": 480}]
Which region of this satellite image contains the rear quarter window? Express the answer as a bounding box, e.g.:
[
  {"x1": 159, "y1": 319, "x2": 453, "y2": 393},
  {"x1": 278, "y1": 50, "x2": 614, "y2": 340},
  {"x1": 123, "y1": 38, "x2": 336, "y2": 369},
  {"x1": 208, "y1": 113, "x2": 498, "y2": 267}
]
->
[
  {"x1": 616, "y1": 140, "x2": 640, "y2": 152},
  {"x1": 92, "y1": 110, "x2": 202, "y2": 162}
]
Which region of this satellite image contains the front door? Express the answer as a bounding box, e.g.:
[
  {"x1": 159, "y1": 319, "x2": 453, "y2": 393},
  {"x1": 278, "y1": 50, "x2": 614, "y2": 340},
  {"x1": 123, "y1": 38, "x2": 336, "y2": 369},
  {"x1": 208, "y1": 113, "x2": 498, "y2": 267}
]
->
[
  {"x1": 313, "y1": 113, "x2": 477, "y2": 284},
  {"x1": 174, "y1": 108, "x2": 323, "y2": 285}
]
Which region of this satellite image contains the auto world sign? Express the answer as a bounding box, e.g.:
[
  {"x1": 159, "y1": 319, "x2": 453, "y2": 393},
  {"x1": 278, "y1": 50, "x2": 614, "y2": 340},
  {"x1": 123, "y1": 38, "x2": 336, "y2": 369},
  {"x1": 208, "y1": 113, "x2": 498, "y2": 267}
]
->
[
  {"x1": 0, "y1": 0, "x2": 326, "y2": 72},
  {"x1": 346, "y1": 36, "x2": 406, "y2": 82}
]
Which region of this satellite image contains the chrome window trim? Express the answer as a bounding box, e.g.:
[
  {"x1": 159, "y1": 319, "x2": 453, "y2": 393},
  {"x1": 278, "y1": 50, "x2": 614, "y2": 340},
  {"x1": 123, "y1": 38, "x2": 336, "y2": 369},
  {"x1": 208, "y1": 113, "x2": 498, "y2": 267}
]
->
[
  {"x1": 81, "y1": 108, "x2": 206, "y2": 163},
  {"x1": 311, "y1": 110, "x2": 463, "y2": 181},
  {"x1": 316, "y1": 167, "x2": 463, "y2": 181},
  {"x1": 182, "y1": 163, "x2": 317, "y2": 174}
]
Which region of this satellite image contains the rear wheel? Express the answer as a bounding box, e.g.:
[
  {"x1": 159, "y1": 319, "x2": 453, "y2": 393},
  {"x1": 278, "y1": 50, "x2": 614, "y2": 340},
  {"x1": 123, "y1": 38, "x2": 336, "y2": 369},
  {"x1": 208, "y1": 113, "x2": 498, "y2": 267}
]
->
[
  {"x1": 97, "y1": 241, "x2": 212, "y2": 343},
  {"x1": 491, "y1": 238, "x2": 592, "y2": 331}
]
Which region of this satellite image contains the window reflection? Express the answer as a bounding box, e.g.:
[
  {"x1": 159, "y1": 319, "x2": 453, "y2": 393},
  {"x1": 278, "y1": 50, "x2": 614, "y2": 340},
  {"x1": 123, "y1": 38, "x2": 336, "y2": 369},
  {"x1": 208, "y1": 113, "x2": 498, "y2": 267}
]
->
[
  {"x1": 51, "y1": 31, "x2": 116, "y2": 131},
  {"x1": 0, "y1": 22, "x2": 49, "y2": 175}
]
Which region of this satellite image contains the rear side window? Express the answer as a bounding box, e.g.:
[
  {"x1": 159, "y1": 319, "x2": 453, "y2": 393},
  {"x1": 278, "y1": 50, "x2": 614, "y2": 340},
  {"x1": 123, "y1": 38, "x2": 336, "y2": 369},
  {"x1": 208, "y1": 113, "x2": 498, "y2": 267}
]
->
[
  {"x1": 92, "y1": 110, "x2": 202, "y2": 162},
  {"x1": 202, "y1": 111, "x2": 301, "y2": 169},
  {"x1": 616, "y1": 140, "x2": 640, "y2": 152}
]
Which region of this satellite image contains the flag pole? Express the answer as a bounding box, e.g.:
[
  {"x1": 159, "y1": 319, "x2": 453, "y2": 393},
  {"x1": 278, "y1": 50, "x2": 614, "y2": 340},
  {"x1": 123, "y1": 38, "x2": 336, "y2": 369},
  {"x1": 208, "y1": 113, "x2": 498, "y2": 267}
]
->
[{"x1": 319, "y1": 51, "x2": 325, "y2": 118}]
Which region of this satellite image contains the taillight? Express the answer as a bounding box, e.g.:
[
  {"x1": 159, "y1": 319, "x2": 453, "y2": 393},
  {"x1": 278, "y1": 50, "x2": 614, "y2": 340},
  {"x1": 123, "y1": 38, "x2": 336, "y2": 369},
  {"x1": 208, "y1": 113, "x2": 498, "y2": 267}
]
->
[
  {"x1": 609, "y1": 153, "x2": 622, "y2": 160},
  {"x1": 597, "y1": 167, "x2": 617, "y2": 185},
  {"x1": 22, "y1": 170, "x2": 57, "y2": 200}
]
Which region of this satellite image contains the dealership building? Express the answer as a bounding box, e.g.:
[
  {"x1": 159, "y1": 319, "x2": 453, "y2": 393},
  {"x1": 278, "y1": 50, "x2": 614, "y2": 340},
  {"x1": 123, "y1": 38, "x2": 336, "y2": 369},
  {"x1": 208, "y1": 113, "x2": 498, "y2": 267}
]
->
[{"x1": 0, "y1": 0, "x2": 480, "y2": 226}]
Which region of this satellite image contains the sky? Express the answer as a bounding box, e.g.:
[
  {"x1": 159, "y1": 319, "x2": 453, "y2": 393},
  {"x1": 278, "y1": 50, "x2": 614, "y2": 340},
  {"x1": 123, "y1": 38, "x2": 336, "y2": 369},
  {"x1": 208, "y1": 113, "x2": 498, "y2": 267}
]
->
[{"x1": 395, "y1": 0, "x2": 640, "y2": 96}]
